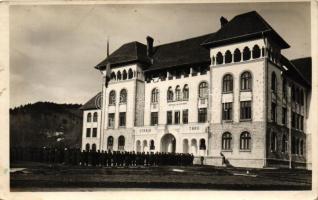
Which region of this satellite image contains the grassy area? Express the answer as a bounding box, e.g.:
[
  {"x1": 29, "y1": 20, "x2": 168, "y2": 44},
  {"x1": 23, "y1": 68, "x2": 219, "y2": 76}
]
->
[{"x1": 10, "y1": 161, "x2": 311, "y2": 191}]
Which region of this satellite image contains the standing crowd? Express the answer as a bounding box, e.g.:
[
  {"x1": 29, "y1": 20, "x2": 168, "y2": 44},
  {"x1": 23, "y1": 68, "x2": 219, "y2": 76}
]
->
[{"x1": 10, "y1": 147, "x2": 195, "y2": 167}]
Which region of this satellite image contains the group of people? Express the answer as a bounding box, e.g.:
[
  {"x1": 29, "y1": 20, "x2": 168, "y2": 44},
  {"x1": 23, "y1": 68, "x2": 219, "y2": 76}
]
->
[{"x1": 10, "y1": 147, "x2": 195, "y2": 167}]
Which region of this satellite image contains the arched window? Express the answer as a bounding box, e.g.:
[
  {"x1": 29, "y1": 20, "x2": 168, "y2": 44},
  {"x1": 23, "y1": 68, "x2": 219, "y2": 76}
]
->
[
  {"x1": 225, "y1": 50, "x2": 232, "y2": 63},
  {"x1": 111, "y1": 72, "x2": 116, "y2": 80},
  {"x1": 282, "y1": 134, "x2": 288, "y2": 153},
  {"x1": 183, "y1": 84, "x2": 189, "y2": 101},
  {"x1": 117, "y1": 71, "x2": 122, "y2": 80},
  {"x1": 271, "y1": 72, "x2": 277, "y2": 93},
  {"x1": 222, "y1": 132, "x2": 232, "y2": 150},
  {"x1": 240, "y1": 71, "x2": 252, "y2": 90},
  {"x1": 123, "y1": 70, "x2": 127, "y2": 80},
  {"x1": 151, "y1": 88, "x2": 159, "y2": 103},
  {"x1": 175, "y1": 85, "x2": 181, "y2": 101},
  {"x1": 93, "y1": 112, "x2": 98, "y2": 122},
  {"x1": 128, "y1": 68, "x2": 133, "y2": 79},
  {"x1": 212, "y1": 56, "x2": 215, "y2": 65},
  {"x1": 240, "y1": 132, "x2": 251, "y2": 150},
  {"x1": 85, "y1": 143, "x2": 90, "y2": 151},
  {"x1": 118, "y1": 135, "x2": 125, "y2": 150},
  {"x1": 92, "y1": 143, "x2": 96, "y2": 152},
  {"x1": 223, "y1": 74, "x2": 233, "y2": 93},
  {"x1": 243, "y1": 47, "x2": 251, "y2": 61},
  {"x1": 119, "y1": 89, "x2": 127, "y2": 104},
  {"x1": 271, "y1": 132, "x2": 277, "y2": 152},
  {"x1": 87, "y1": 113, "x2": 92, "y2": 122},
  {"x1": 252, "y1": 45, "x2": 261, "y2": 59},
  {"x1": 199, "y1": 82, "x2": 208, "y2": 98},
  {"x1": 199, "y1": 139, "x2": 206, "y2": 150},
  {"x1": 109, "y1": 90, "x2": 116, "y2": 105},
  {"x1": 107, "y1": 136, "x2": 113, "y2": 150},
  {"x1": 167, "y1": 87, "x2": 174, "y2": 102},
  {"x1": 234, "y1": 48, "x2": 241, "y2": 62},
  {"x1": 150, "y1": 140, "x2": 155, "y2": 150},
  {"x1": 216, "y1": 52, "x2": 223, "y2": 64}
]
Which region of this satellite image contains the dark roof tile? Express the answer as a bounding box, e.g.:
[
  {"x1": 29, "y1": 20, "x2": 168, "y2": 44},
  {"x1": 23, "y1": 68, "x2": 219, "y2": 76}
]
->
[
  {"x1": 80, "y1": 92, "x2": 101, "y2": 110},
  {"x1": 201, "y1": 11, "x2": 289, "y2": 49}
]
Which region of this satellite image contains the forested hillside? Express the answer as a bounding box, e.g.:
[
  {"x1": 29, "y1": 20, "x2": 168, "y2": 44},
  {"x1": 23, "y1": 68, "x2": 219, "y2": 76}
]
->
[{"x1": 10, "y1": 102, "x2": 83, "y2": 148}]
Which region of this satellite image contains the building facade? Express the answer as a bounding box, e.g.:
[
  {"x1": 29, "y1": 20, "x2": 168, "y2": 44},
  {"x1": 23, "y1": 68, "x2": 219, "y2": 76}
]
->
[{"x1": 80, "y1": 11, "x2": 312, "y2": 169}]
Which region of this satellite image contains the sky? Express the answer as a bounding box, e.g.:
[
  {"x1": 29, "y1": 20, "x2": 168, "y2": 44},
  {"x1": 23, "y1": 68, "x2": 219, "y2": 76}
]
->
[{"x1": 10, "y1": 2, "x2": 311, "y2": 108}]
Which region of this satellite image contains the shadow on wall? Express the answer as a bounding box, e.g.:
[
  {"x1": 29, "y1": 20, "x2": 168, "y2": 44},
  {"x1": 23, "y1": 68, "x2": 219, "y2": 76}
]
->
[{"x1": 220, "y1": 152, "x2": 234, "y2": 168}]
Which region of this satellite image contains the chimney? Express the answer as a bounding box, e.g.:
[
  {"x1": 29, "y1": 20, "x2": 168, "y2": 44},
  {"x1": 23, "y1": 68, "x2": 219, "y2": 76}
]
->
[
  {"x1": 146, "y1": 36, "x2": 154, "y2": 57},
  {"x1": 220, "y1": 16, "x2": 228, "y2": 28}
]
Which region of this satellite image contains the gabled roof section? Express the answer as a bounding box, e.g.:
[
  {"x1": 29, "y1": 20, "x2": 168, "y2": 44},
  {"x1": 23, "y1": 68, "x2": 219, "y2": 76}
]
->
[
  {"x1": 80, "y1": 92, "x2": 101, "y2": 110},
  {"x1": 281, "y1": 56, "x2": 311, "y2": 88},
  {"x1": 95, "y1": 41, "x2": 150, "y2": 70},
  {"x1": 201, "y1": 11, "x2": 290, "y2": 49},
  {"x1": 148, "y1": 33, "x2": 215, "y2": 71},
  {"x1": 291, "y1": 57, "x2": 312, "y2": 85}
]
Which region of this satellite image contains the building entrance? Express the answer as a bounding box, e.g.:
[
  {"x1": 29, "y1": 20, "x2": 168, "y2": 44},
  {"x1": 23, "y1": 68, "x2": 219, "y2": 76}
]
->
[{"x1": 161, "y1": 134, "x2": 176, "y2": 153}]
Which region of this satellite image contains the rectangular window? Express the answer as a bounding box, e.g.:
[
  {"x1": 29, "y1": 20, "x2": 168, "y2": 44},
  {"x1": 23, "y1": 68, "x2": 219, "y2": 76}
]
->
[
  {"x1": 222, "y1": 102, "x2": 232, "y2": 121},
  {"x1": 167, "y1": 111, "x2": 172, "y2": 125},
  {"x1": 198, "y1": 108, "x2": 207, "y2": 123},
  {"x1": 240, "y1": 101, "x2": 252, "y2": 120},
  {"x1": 271, "y1": 102, "x2": 277, "y2": 122},
  {"x1": 151, "y1": 112, "x2": 158, "y2": 126},
  {"x1": 282, "y1": 107, "x2": 287, "y2": 125},
  {"x1": 296, "y1": 114, "x2": 300, "y2": 129},
  {"x1": 92, "y1": 128, "x2": 97, "y2": 137},
  {"x1": 182, "y1": 109, "x2": 188, "y2": 124},
  {"x1": 174, "y1": 111, "x2": 180, "y2": 124},
  {"x1": 86, "y1": 128, "x2": 91, "y2": 137},
  {"x1": 119, "y1": 112, "x2": 126, "y2": 127},
  {"x1": 108, "y1": 113, "x2": 115, "y2": 128},
  {"x1": 300, "y1": 116, "x2": 304, "y2": 130},
  {"x1": 291, "y1": 112, "x2": 296, "y2": 128}
]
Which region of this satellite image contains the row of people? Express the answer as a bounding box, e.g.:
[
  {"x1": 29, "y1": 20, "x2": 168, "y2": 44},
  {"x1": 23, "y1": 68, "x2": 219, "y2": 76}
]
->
[{"x1": 10, "y1": 147, "x2": 195, "y2": 166}]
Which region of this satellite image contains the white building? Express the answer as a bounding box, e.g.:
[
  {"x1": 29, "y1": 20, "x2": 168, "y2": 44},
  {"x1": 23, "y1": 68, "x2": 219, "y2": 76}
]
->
[{"x1": 80, "y1": 11, "x2": 312, "y2": 169}]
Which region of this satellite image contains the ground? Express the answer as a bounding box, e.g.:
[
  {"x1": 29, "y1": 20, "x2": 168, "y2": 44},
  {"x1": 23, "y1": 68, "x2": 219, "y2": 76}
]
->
[{"x1": 10, "y1": 162, "x2": 311, "y2": 191}]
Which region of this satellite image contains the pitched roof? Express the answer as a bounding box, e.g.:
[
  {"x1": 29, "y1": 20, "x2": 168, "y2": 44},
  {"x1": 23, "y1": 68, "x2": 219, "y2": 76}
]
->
[
  {"x1": 80, "y1": 92, "x2": 101, "y2": 110},
  {"x1": 95, "y1": 42, "x2": 151, "y2": 70},
  {"x1": 148, "y1": 33, "x2": 215, "y2": 71},
  {"x1": 281, "y1": 56, "x2": 311, "y2": 88},
  {"x1": 95, "y1": 11, "x2": 290, "y2": 72},
  {"x1": 201, "y1": 11, "x2": 290, "y2": 49},
  {"x1": 291, "y1": 57, "x2": 312, "y2": 85}
]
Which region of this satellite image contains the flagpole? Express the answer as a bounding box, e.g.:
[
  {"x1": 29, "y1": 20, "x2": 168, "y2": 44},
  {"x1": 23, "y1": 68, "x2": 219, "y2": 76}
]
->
[{"x1": 99, "y1": 37, "x2": 110, "y2": 151}]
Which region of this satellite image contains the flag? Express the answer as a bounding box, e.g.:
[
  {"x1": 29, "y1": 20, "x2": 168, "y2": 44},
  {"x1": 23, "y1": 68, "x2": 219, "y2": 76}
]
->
[
  {"x1": 105, "y1": 63, "x2": 111, "y2": 87},
  {"x1": 105, "y1": 38, "x2": 111, "y2": 88}
]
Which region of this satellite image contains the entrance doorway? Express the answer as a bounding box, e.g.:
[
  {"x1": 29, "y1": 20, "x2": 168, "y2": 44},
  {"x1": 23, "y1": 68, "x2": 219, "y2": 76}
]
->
[{"x1": 161, "y1": 134, "x2": 176, "y2": 153}]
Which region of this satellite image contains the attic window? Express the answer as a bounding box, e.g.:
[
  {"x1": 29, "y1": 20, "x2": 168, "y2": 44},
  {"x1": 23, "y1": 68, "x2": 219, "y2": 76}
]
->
[
  {"x1": 216, "y1": 52, "x2": 223, "y2": 65},
  {"x1": 234, "y1": 49, "x2": 241, "y2": 62},
  {"x1": 243, "y1": 47, "x2": 251, "y2": 61},
  {"x1": 225, "y1": 50, "x2": 232, "y2": 64}
]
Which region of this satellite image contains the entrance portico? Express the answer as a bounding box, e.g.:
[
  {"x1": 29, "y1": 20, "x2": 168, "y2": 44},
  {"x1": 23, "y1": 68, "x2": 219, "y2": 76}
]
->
[{"x1": 161, "y1": 134, "x2": 176, "y2": 153}]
